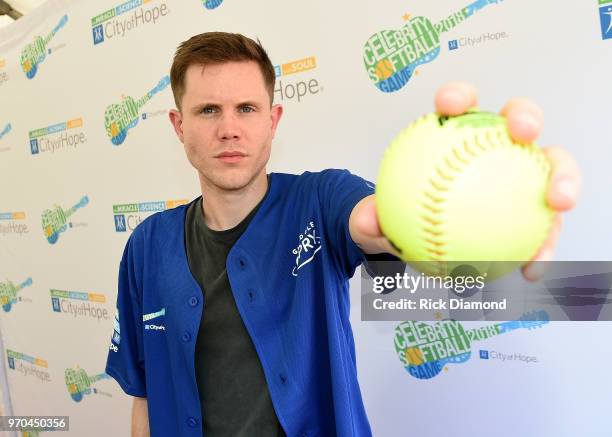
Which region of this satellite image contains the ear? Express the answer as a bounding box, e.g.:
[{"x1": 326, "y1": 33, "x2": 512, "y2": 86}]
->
[
  {"x1": 270, "y1": 104, "x2": 283, "y2": 138},
  {"x1": 168, "y1": 109, "x2": 184, "y2": 143}
]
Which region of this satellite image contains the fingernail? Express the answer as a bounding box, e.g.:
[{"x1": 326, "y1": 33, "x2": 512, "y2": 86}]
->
[
  {"x1": 556, "y1": 177, "x2": 576, "y2": 202},
  {"x1": 513, "y1": 112, "x2": 539, "y2": 133},
  {"x1": 444, "y1": 89, "x2": 468, "y2": 106}
]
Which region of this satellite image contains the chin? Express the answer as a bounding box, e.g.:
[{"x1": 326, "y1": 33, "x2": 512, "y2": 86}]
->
[{"x1": 208, "y1": 170, "x2": 258, "y2": 192}]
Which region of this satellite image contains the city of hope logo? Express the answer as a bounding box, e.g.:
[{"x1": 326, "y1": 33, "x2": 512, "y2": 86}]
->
[
  {"x1": 0, "y1": 277, "x2": 32, "y2": 312},
  {"x1": 0, "y1": 211, "x2": 29, "y2": 236},
  {"x1": 600, "y1": 0, "x2": 612, "y2": 40},
  {"x1": 7, "y1": 349, "x2": 50, "y2": 383},
  {"x1": 20, "y1": 15, "x2": 68, "y2": 79},
  {"x1": 0, "y1": 59, "x2": 8, "y2": 86},
  {"x1": 65, "y1": 367, "x2": 111, "y2": 402},
  {"x1": 113, "y1": 199, "x2": 188, "y2": 232},
  {"x1": 91, "y1": 0, "x2": 170, "y2": 45},
  {"x1": 363, "y1": 0, "x2": 504, "y2": 92},
  {"x1": 394, "y1": 310, "x2": 549, "y2": 379},
  {"x1": 104, "y1": 76, "x2": 170, "y2": 145},
  {"x1": 41, "y1": 196, "x2": 89, "y2": 244},
  {"x1": 143, "y1": 307, "x2": 166, "y2": 331},
  {"x1": 273, "y1": 56, "x2": 321, "y2": 103},
  {"x1": 51, "y1": 289, "x2": 109, "y2": 322},
  {"x1": 29, "y1": 118, "x2": 86, "y2": 155}
]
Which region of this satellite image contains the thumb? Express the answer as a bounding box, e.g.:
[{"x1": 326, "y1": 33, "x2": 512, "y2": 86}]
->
[{"x1": 353, "y1": 195, "x2": 384, "y2": 238}]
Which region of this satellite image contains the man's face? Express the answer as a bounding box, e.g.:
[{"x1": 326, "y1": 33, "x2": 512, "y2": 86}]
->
[{"x1": 169, "y1": 61, "x2": 282, "y2": 192}]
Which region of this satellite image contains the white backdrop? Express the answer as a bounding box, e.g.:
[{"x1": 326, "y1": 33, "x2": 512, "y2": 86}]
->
[{"x1": 0, "y1": 0, "x2": 611, "y2": 436}]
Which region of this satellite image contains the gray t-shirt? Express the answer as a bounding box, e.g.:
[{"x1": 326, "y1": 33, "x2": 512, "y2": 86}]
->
[{"x1": 185, "y1": 183, "x2": 285, "y2": 437}]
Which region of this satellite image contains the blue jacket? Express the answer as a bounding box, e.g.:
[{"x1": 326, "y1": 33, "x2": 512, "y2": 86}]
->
[{"x1": 106, "y1": 170, "x2": 376, "y2": 436}]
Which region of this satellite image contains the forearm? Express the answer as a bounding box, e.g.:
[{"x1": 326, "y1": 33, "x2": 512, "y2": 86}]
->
[{"x1": 132, "y1": 397, "x2": 150, "y2": 437}]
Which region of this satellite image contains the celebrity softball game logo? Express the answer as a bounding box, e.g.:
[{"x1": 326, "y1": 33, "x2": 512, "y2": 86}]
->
[
  {"x1": 0, "y1": 211, "x2": 29, "y2": 237},
  {"x1": 394, "y1": 310, "x2": 548, "y2": 379},
  {"x1": 274, "y1": 56, "x2": 321, "y2": 103},
  {"x1": 363, "y1": 0, "x2": 504, "y2": 92},
  {"x1": 104, "y1": 76, "x2": 170, "y2": 145},
  {"x1": 113, "y1": 199, "x2": 188, "y2": 232},
  {"x1": 6, "y1": 349, "x2": 50, "y2": 383},
  {"x1": 41, "y1": 195, "x2": 89, "y2": 244},
  {"x1": 0, "y1": 122, "x2": 11, "y2": 139},
  {"x1": 0, "y1": 122, "x2": 12, "y2": 152},
  {"x1": 20, "y1": 14, "x2": 67, "y2": 79},
  {"x1": 600, "y1": 0, "x2": 612, "y2": 40},
  {"x1": 65, "y1": 366, "x2": 111, "y2": 402},
  {"x1": 91, "y1": 0, "x2": 170, "y2": 45},
  {"x1": 28, "y1": 117, "x2": 86, "y2": 155},
  {"x1": 0, "y1": 277, "x2": 33, "y2": 312},
  {"x1": 50, "y1": 289, "x2": 109, "y2": 322},
  {"x1": 202, "y1": 0, "x2": 224, "y2": 9}
]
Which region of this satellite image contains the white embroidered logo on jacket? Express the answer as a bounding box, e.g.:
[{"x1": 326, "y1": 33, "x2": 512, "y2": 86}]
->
[{"x1": 292, "y1": 221, "x2": 322, "y2": 277}]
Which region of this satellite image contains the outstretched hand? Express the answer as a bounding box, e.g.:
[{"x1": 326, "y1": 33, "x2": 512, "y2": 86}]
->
[{"x1": 349, "y1": 82, "x2": 581, "y2": 281}]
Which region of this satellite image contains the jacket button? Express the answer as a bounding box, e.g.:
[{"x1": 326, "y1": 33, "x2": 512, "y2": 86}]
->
[
  {"x1": 238, "y1": 257, "x2": 247, "y2": 270},
  {"x1": 182, "y1": 332, "x2": 191, "y2": 342},
  {"x1": 188, "y1": 296, "x2": 198, "y2": 307},
  {"x1": 187, "y1": 417, "x2": 198, "y2": 427}
]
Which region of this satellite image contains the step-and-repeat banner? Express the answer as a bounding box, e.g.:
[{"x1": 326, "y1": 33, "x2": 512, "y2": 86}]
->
[{"x1": 0, "y1": 0, "x2": 610, "y2": 435}]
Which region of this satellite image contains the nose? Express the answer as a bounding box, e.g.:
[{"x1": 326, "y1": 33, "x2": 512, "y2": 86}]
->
[{"x1": 217, "y1": 113, "x2": 241, "y2": 142}]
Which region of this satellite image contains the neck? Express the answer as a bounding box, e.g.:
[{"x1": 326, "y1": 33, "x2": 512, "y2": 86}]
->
[{"x1": 199, "y1": 170, "x2": 268, "y2": 231}]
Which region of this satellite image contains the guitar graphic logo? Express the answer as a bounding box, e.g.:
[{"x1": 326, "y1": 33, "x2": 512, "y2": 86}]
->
[
  {"x1": 20, "y1": 15, "x2": 68, "y2": 79},
  {"x1": 363, "y1": 0, "x2": 503, "y2": 92},
  {"x1": 0, "y1": 123, "x2": 11, "y2": 140},
  {"x1": 395, "y1": 310, "x2": 549, "y2": 379},
  {"x1": 41, "y1": 196, "x2": 89, "y2": 244},
  {"x1": 203, "y1": 0, "x2": 224, "y2": 9},
  {"x1": 0, "y1": 278, "x2": 32, "y2": 312},
  {"x1": 103, "y1": 76, "x2": 170, "y2": 145},
  {"x1": 65, "y1": 367, "x2": 110, "y2": 402}
]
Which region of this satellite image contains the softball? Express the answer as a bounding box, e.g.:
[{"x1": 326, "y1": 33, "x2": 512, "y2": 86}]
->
[
  {"x1": 376, "y1": 110, "x2": 554, "y2": 279},
  {"x1": 375, "y1": 58, "x2": 395, "y2": 80}
]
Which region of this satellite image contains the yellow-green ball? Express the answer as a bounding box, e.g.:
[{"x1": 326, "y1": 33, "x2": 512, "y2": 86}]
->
[{"x1": 376, "y1": 111, "x2": 554, "y2": 279}]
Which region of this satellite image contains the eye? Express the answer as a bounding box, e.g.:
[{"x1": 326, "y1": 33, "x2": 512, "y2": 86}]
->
[
  {"x1": 239, "y1": 105, "x2": 255, "y2": 113},
  {"x1": 200, "y1": 106, "x2": 217, "y2": 114}
]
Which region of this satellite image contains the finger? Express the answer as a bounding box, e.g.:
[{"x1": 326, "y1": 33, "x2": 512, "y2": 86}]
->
[
  {"x1": 521, "y1": 214, "x2": 562, "y2": 281},
  {"x1": 500, "y1": 97, "x2": 544, "y2": 143},
  {"x1": 435, "y1": 82, "x2": 478, "y2": 116},
  {"x1": 542, "y1": 146, "x2": 582, "y2": 211}
]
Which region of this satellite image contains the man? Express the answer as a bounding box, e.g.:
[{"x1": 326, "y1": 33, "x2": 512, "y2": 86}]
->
[{"x1": 106, "y1": 32, "x2": 580, "y2": 437}]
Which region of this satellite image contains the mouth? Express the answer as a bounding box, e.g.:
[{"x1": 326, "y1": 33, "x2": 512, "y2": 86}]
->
[{"x1": 215, "y1": 151, "x2": 246, "y2": 164}]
